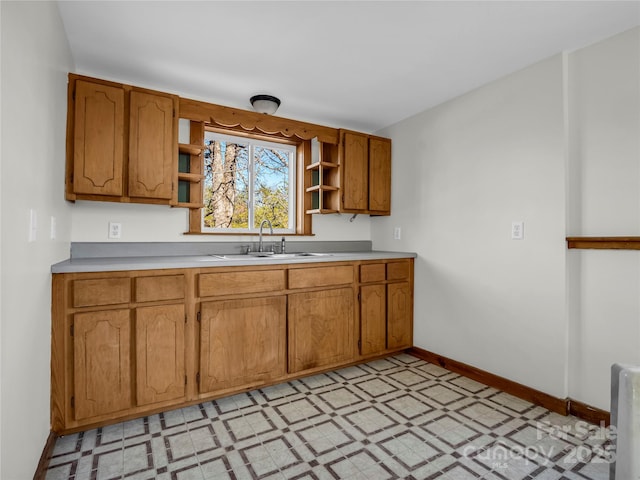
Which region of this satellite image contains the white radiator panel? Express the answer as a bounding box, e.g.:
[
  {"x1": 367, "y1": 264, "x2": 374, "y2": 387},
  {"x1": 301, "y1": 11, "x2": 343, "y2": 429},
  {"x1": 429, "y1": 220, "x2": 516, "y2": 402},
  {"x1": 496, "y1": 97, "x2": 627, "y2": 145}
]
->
[{"x1": 611, "y1": 363, "x2": 640, "y2": 480}]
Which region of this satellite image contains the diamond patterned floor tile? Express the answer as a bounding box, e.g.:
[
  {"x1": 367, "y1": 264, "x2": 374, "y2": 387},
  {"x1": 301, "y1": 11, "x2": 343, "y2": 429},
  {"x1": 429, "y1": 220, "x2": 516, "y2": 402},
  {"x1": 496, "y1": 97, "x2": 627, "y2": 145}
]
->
[{"x1": 45, "y1": 355, "x2": 610, "y2": 480}]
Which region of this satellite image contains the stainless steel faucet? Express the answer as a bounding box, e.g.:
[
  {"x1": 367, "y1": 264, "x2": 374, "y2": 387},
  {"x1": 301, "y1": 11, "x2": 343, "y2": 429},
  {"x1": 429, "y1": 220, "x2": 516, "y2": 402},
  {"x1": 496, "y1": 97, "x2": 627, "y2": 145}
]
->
[{"x1": 258, "y1": 219, "x2": 273, "y2": 252}]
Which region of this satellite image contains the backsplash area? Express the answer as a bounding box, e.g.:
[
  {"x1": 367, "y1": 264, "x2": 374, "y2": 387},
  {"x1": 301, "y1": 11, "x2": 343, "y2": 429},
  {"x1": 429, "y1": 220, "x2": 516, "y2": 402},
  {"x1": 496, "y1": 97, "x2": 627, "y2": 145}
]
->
[{"x1": 69, "y1": 241, "x2": 374, "y2": 259}]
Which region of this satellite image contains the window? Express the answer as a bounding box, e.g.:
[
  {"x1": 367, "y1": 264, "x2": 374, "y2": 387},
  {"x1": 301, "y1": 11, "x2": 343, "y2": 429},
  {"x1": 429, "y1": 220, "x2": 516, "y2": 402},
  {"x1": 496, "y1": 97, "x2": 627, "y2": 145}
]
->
[{"x1": 202, "y1": 131, "x2": 296, "y2": 233}]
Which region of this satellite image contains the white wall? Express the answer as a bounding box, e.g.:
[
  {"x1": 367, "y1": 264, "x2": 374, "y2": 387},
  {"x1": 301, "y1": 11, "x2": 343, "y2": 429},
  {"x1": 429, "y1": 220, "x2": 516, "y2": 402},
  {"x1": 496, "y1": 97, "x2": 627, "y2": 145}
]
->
[
  {"x1": 69, "y1": 201, "x2": 371, "y2": 243},
  {"x1": 0, "y1": 2, "x2": 74, "y2": 478},
  {"x1": 373, "y1": 55, "x2": 568, "y2": 398},
  {"x1": 567, "y1": 28, "x2": 640, "y2": 409},
  {"x1": 372, "y1": 27, "x2": 640, "y2": 410}
]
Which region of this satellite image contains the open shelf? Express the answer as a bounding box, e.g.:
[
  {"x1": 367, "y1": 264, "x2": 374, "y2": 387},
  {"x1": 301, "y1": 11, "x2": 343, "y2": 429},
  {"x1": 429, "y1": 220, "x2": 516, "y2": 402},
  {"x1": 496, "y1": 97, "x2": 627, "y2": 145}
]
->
[
  {"x1": 305, "y1": 208, "x2": 339, "y2": 215},
  {"x1": 306, "y1": 161, "x2": 339, "y2": 170},
  {"x1": 176, "y1": 123, "x2": 205, "y2": 208},
  {"x1": 305, "y1": 185, "x2": 339, "y2": 193},
  {"x1": 178, "y1": 143, "x2": 203, "y2": 155},
  {"x1": 178, "y1": 172, "x2": 204, "y2": 183},
  {"x1": 305, "y1": 141, "x2": 340, "y2": 213}
]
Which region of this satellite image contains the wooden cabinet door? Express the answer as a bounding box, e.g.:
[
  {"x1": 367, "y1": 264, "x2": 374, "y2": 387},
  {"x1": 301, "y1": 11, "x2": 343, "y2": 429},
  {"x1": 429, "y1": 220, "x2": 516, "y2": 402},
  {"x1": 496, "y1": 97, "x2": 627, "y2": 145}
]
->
[
  {"x1": 288, "y1": 287, "x2": 354, "y2": 373},
  {"x1": 200, "y1": 296, "x2": 286, "y2": 393},
  {"x1": 73, "y1": 309, "x2": 131, "y2": 420},
  {"x1": 369, "y1": 137, "x2": 391, "y2": 214},
  {"x1": 128, "y1": 90, "x2": 175, "y2": 200},
  {"x1": 360, "y1": 284, "x2": 387, "y2": 356},
  {"x1": 341, "y1": 131, "x2": 369, "y2": 211},
  {"x1": 73, "y1": 80, "x2": 124, "y2": 196},
  {"x1": 387, "y1": 282, "x2": 413, "y2": 350},
  {"x1": 135, "y1": 304, "x2": 185, "y2": 406}
]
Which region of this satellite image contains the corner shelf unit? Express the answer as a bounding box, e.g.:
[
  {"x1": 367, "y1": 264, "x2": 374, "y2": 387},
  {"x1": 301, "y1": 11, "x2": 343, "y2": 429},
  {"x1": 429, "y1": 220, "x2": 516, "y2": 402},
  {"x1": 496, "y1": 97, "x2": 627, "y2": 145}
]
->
[
  {"x1": 176, "y1": 121, "x2": 205, "y2": 208},
  {"x1": 306, "y1": 142, "x2": 340, "y2": 214}
]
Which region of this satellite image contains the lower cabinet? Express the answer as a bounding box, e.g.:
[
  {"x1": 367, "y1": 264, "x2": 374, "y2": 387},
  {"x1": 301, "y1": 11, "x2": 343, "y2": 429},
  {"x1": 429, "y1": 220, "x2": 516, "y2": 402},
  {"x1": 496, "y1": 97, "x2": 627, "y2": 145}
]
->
[
  {"x1": 73, "y1": 309, "x2": 132, "y2": 420},
  {"x1": 72, "y1": 303, "x2": 187, "y2": 421},
  {"x1": 135, "y1": 304, "x2": 186, "y2": 406},
  {"x1": 360, "y1": 284, "x2": 387, "y2": 355},
  {"x1": 387, "y1": 282, "x2": 413, "y2": 350},
  {"x1": 199, "y1": 296, "x2": 287, "y2": 393},
  {"x1": 359, "y1": 260, "x2": 414, "y2": 357},
  {"x1": 53, "y1": 259, "x2": 413, "y2": 433},
  {"x1": 288, "y1": 287, "x2": 355, "y2": 373}
]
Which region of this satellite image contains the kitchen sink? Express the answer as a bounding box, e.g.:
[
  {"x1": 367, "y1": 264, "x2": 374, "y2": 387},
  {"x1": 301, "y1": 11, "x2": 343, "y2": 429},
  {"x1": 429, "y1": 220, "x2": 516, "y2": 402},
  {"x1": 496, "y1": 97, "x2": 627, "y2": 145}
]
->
[{"x1": 209, "y1": 252, "x2": 333, "y2": 260}]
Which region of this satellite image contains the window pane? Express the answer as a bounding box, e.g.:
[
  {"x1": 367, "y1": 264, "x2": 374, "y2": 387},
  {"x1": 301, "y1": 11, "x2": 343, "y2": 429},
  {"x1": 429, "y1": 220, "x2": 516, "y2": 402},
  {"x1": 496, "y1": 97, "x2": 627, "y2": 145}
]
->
[
  {"x1": 253, "y1": 146, "x2": 290, "y2": 229},
  {"x1": 203, "y1": 139, "x2": 249, "y2": 228}
]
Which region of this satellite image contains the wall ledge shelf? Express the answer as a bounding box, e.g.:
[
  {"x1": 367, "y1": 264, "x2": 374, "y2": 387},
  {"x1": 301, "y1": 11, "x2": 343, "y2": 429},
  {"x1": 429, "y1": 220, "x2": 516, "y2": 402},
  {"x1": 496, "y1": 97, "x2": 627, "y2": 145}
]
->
[{"x1": 567, "y1": 237, "x2": 640, "y2": 250}]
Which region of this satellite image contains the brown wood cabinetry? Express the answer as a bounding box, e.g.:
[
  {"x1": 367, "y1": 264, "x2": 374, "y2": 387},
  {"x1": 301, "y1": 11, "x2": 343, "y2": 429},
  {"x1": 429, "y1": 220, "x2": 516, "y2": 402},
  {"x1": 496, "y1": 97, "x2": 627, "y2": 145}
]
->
[
  {"x1": 51, "y1": 258, "x2": 412, "y2": 434},
  {"x1": 135, "y1": 304, "x2": 186, "y2": 406},
  {"x1": 66, "y1": 74, "x2": 178, "y2": 204},
  {"x1": 360, "y1": 284, "x2": 387, "y2": 355},
  {"x1": 128, "y1": 91, "x2": 175, "y2": 200},
  {"x1": 199, "y1": 269, "x2": 285, "y2": 297},
  {"x1": 288, "y1": 287, "x2": 355, "y2": 373},
  {"x1": 369, "y1": 136, "x2": 392, "y2": 213},
  {"x1": 341, "y1": 131, "x2": 369, "y2": 211},
  {"x1": 340, "y1": 131, "x2": 392, "y2": 215},
  {"x1": 73, "y1": 309, "x2": 132, "y2": 420},
  {"x1": 288, "y1": 264, "x2": 353, "y2": 289},
  {"x1": 305, "y1": 141, "x2": 341, "y2": 214},
  {"x1": 72, "y1": 80, "x2": 125, "y2": 197},
  {"x1": 199, "y1": 296, "x2": 286, "y2": 393},
  {"x1": 358, "y1": 259, "x2": 413, "y2": 357},
  {"x1": 52, "y1": 269, "x2": 188, "y2": 433},
  {"x1": 387, "y1": 281, "x2": 413, "y2": 349},
  {"x1": 65, "y1": 74, "x2": 396, "y2": 217}
]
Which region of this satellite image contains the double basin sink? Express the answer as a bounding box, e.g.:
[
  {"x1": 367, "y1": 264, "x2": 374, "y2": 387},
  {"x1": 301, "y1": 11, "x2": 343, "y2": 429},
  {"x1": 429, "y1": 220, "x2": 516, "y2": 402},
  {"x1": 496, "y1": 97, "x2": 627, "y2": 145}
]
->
[{"x1": 208, "y1": 252, "x2": 333, "y2": 261}]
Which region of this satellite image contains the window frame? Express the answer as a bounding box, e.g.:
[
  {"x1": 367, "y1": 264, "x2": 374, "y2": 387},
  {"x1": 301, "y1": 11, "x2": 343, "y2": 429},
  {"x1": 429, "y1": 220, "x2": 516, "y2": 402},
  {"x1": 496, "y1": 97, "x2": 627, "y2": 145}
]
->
[
  {"x1": 186, "y1": 125, "x2": 313, "y2": 236},
  {"x1": 201, "y1": 130, "x2": 297, "y2": 234},
  {"x1": 180, "y1": 98, "x2": 342, "y2": 237}
]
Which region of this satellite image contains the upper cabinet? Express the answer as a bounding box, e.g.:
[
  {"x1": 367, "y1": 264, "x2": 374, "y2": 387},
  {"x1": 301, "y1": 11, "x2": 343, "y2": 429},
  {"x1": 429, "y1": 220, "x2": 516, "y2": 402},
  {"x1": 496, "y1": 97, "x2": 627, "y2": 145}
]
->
[
  {"x1": 368, "y1": 136, "x2": 392, "y2": 213},
  {"x1": 341, "y1": 131, "x2": 369, "y2": 211},
  {"x1": 72, "y1": 80, "x2": 125, "y2": 197},
  {"x1": 65, "y1": 74, "x2": 392, "y2": 216},
  {"x1": 128, "y1": 91, "x2": 175, "y2": 200},
  {"x1": 66, "y1": 74, "x2": 178, "y2": 205},
  {"x1": 339, "y1": 130, "x2": 391, "y2": 216}
]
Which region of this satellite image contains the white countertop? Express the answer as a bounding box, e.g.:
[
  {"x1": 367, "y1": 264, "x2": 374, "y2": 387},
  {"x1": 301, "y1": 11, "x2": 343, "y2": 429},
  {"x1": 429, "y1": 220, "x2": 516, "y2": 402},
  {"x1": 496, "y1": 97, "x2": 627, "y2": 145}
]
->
[{"x1": 51, "y1": 251, "x2": 417, "y2": 273}]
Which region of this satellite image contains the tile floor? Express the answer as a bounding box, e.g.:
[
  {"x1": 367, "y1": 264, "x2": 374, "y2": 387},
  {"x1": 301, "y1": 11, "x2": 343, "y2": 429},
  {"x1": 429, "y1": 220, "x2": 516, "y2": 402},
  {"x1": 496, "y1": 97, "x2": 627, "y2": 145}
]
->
[{"x1": 45, "y1": 354, "x2": 613, "y2": 480}]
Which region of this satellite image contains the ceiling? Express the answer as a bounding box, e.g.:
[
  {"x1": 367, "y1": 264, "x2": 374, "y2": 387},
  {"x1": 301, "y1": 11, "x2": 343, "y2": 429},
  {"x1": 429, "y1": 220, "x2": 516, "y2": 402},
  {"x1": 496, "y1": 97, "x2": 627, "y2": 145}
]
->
[{"x1": 57, "y1": 1, "x2": 640, "y2": 133}]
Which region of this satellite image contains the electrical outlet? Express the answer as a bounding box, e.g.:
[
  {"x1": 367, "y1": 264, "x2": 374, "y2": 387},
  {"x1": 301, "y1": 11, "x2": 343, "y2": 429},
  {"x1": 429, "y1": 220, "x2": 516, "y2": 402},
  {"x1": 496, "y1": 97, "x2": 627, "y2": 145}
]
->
[
  {"x1": 511, "y1": 221, "x2": 524, "y2": 240},
  {"x1": 108, "y1": 222, "x2": 122, "y2": 239},
  {"x1": 393, "y1": 227, "x2": 402, "y2": 240}
]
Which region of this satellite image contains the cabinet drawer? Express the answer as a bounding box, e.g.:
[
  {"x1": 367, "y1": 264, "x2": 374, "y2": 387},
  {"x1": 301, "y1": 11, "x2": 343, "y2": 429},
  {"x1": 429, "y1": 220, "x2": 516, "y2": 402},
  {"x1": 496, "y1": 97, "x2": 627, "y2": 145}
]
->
[
  {"x1": 387, "y1": 261, "x2": 411, "y2": 281},
  {"x1": 135, "y1": 275, "x2": 184, "y2": 303},
  {"x1": 73, "y1": 278, "x2": 130, "y2": 307},
  {"x1": 289, "y1": 265, "x2": 354, "y2": 289},
  {"x1": 360, "y1": 264, "x2": 386, "y2": 283},
  {"x1": 199, "y1": 270, "x2": 285, "y2": 297}
]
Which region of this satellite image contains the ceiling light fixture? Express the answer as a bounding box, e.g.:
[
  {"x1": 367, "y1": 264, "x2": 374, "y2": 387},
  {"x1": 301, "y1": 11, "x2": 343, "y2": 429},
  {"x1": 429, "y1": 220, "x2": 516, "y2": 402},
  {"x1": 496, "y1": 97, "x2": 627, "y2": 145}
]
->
[{"x1": 250, "y1": 94, "x2": 281, "y2": 115}]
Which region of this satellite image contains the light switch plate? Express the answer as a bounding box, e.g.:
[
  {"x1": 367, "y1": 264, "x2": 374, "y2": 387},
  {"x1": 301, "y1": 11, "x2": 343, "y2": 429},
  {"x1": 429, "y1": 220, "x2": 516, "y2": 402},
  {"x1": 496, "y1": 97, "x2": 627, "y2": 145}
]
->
[
  {"x1": 29, "y1": 209, "x2": 37, "y2": 242},
  {"x1": 511, "y1": 221, "x2": 524, "y2": 240}
]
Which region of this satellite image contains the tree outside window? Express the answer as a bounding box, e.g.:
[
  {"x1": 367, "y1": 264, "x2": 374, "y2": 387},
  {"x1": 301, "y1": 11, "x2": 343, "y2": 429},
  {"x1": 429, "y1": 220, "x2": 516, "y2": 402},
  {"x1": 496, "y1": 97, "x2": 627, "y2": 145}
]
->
[{"x1": 202, "y1": 131, "x2": 295, "y2": 232}]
